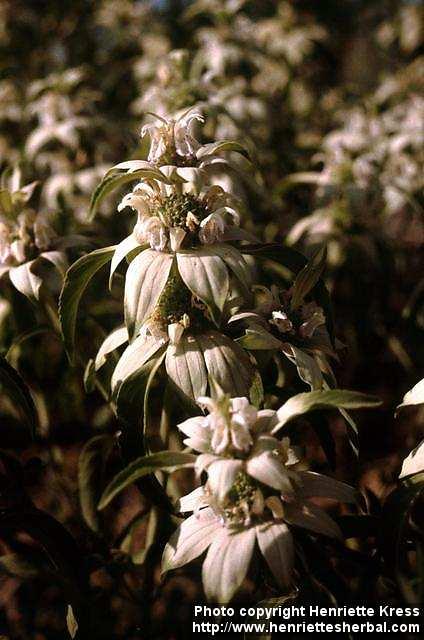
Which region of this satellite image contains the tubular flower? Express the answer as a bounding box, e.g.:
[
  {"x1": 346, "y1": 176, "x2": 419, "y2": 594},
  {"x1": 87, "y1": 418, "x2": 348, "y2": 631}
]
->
[
  {"x1": 0, "y1": 169, "x2": 67, "y2": 300},
  {"x1": 162, "y1": 393, "x2": 356, "y2": 603},
  {"x1": 230, "y1": 285, "x2": 337, "y2": 389}
]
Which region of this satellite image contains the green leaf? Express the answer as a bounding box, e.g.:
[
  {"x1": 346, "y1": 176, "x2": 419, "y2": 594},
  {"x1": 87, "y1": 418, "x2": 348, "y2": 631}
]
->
[
  {"x1": 274, "y1": 389, "x2": 382, "y2": 432},
  {"x1": 124, "y1": 249, "x2": 174, "y2": 340},
  {"x1": 0, "y1": 188, "x2": 13, "y2": 215},
  {"x1": 98, "y1": 451, "x2": 196, "y2": 510},
  {"x1": 196, "y1": 140, "x2": 249, "y2": 159},
  {"x1": 237, "y1": 328, "x2": 282, "y2": 350},
  {"x1": 78, "y1": 435, "x2": 114, "y2": 532},
  {"x1": 88, "y1": 167, "x2": 171, "y2": 221},
  {"x1": 0, "y1": 356, "x2": 37, "y2": 438},
  {"x1": 59, "y1": 246, "x2": 115, "y2": 362},
  {"x1": 249, "y1": 370, "x2": 264, "y2": 408},
  {"x1": 291, "y1": 246, "x2": 327, "y2": 310},
  {"x1": 176, "y1": 249, "x2": 229, "y2": 325},
  {"x1": 284, "y1": 345, "x2": 323, "y2": 390}
]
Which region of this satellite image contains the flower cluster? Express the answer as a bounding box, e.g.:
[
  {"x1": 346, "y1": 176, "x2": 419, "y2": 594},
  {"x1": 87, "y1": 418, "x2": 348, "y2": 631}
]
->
[
  {"x1": 0, "y1": 169, "x2": 66, "y2": 300},
  {"x1": 92, "y1": 111, "x2": 258, "y2": 403},
  {"x1": 231, "y1": 283, "x2": 336, "y2": 389},
  {"x1": 163, "y1": 392, "x2": 356, "y2": 602},
  {"x1": 116, "y1": 110, "x2": 246, "y2": 252},
  {"x1": 289, "y1": 70, "x2": 424, "y2": 249}
]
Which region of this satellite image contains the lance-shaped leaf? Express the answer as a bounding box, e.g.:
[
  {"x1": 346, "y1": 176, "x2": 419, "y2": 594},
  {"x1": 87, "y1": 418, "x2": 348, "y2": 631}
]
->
[
  {"x1": 98, "y1": 451, "x2": 196, "y2": 510},
  {"x1": 78, "y1": 434, "x2": 115, "y2": 532},
  {"x1": 197, "y1": 330, "x2": 254, "y2": 397},
  {"x1": 59, "y1": 246, "x2": 116, "y2": 362},
  {"x1": 284, "y1": 345, "x2": 323, "y2": 390},
  {"x1": 88, "y1": 166, "x2": 171, "y2": 221},
  {"x1": 202, "y1": 525, "x2": 256, "y2": 603},
  {"x1": 290, "y1": 245, "x2": 327, "y2": 310},
  {"x1": 124, "y1": 249, "x2": 174, "y2": 340},
  {"x1": 165, "y1": 334, "x2": 207, "y2": 401},
  {"x1": 196, "y1": 140, "x2": 249, "y2": 159},
  {"x1": 396, "y1": 378, "x2": 424, "y2": 414},
  {"x1": 176, "y1": 249, "x2": 229, "y2": 325},
  {"x1": 9, "y1": 261, "x2": 42, "y2": 301},
  {"x1": 273, "y1": 389, "x2": 382, "y2": 432},
  {"x1": 0, "y1": 356, "x2": 37, "y2": 438},
  {"x1": 103, "y1": 160, "x2": 160, "y2": 177},
  {"x1": 237, "y1": 326, "x2": 282, "y2": 350}
]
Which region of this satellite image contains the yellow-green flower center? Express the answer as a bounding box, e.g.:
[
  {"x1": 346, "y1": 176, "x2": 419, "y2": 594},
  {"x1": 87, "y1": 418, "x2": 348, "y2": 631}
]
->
[{"x1": 156, "y1": 194, "x2": 208, "y2": 230}]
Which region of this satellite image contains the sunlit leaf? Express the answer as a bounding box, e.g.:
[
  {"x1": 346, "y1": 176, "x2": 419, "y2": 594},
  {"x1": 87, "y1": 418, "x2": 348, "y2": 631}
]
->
[
  {"x1": 66, "y1": 604, "x2": 78, "y2": 639},
  {"x1": 274, "y1": 389, "x2": 382, "y2": 432}
]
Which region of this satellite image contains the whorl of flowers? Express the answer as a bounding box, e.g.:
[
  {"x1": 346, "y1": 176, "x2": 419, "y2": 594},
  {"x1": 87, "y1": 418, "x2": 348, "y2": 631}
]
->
[
  {"x1": 89, "y1": 110, "x2": 257, "y2": 403},
  {"x1": 162, "y1": 391, "x2": 356, "y2": 602},
  {"x1": 116, "y1": 110, "x2": 246, "y2": 252},
  {"x1": 0, "y1": 168, "x2": 66, "y2": 300},
  {"x1": 230, "y1": 248, "x2": 337, "y2": 390}
]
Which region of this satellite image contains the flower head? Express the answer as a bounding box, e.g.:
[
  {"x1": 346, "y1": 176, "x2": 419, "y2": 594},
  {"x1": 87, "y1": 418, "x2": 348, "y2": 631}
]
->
[
  {"x1": 0, "y1": 169, "x2": 66, "y2": 299},
  {"x1": 118, "y1": 171, "x2": 242, "y2": 252},
  {"x1": 163, "y1": 392, "x2": 356, "y2": 602},
  {"x1": 230, "y1": 284, "x2": 335, "y2": 390}
]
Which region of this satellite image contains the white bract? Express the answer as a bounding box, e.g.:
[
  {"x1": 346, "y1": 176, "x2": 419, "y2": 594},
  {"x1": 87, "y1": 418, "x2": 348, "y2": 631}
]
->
[{"x1": 162, "y1": 393, "x2": 356, "y2": 602}]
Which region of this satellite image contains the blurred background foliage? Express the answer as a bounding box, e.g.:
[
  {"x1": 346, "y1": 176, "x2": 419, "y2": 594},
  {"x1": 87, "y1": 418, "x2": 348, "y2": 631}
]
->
[{"x1": 0, "y1": 0, "x2": 423, "y2": 637}]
